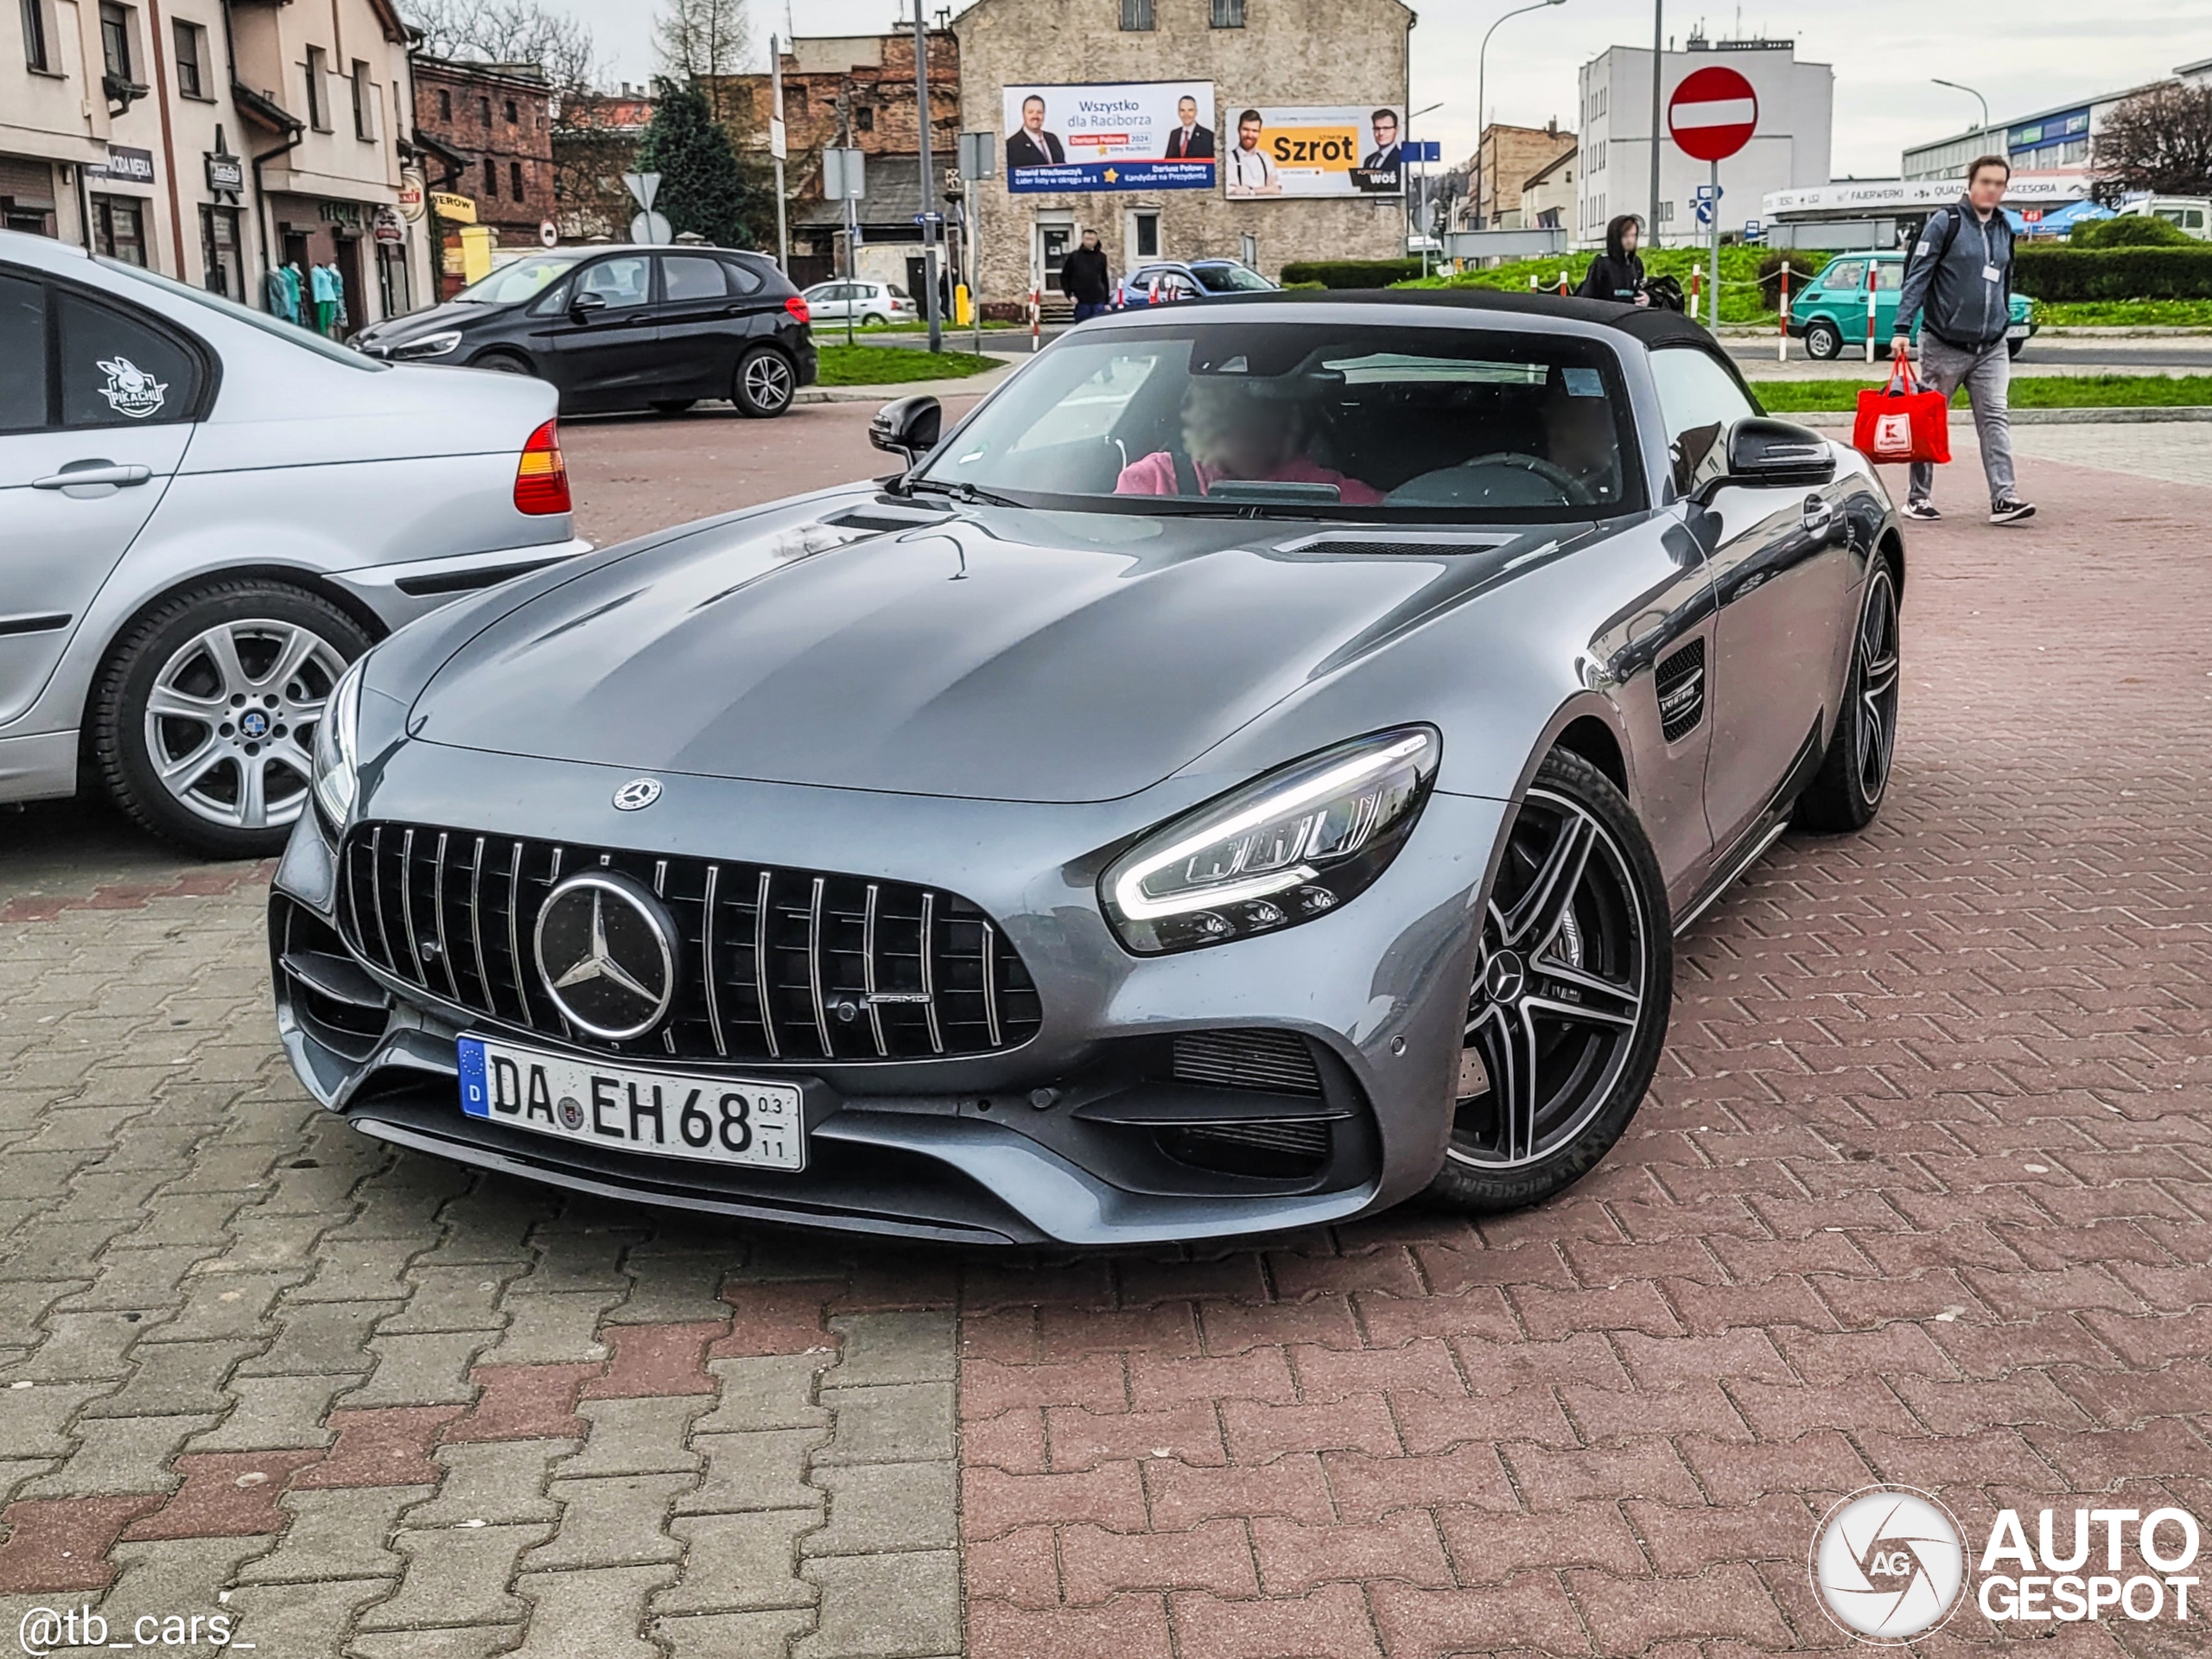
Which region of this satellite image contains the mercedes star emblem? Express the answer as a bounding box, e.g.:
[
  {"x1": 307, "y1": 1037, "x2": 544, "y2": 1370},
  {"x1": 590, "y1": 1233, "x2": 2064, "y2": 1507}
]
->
[
  {"x1": 532, "y1": 870, "x2": 680, "y2": 1040},
  {"x1": 613, "y1": 777, "x2": 663, "y2": 811}
]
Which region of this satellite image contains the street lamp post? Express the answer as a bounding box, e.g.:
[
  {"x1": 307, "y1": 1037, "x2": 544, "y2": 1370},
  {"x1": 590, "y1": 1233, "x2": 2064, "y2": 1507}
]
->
[
  {"x1": 1931, "y1": 78, "x2": 1994, "y2": 168},
  {"x1": 1472, "y1": 0, "x2": 1568, "y2": 232}
]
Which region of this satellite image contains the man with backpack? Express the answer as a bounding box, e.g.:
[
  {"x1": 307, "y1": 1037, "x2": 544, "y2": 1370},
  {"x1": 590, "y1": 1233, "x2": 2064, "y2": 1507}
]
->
[{"x1": 1891, "y1": 156, "x2": 2035, "y2": 524}]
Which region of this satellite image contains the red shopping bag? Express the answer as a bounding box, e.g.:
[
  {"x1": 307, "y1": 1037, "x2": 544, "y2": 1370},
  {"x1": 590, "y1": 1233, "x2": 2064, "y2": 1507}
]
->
[{"x1": 1853, "y1": 358, "x2": 1950, "y2": 465}]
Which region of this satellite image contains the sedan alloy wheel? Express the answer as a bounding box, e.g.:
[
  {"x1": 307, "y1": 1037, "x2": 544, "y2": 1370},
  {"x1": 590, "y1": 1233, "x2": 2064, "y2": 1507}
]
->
[{"x1": 143, "y1": 620, "x2": 346, "y2": 833}]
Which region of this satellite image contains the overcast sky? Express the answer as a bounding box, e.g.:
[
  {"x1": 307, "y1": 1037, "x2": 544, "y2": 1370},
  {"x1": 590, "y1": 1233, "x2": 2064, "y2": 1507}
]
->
[{"x1": 531, "y1": 0, "x2": 2212, "y2": 178}]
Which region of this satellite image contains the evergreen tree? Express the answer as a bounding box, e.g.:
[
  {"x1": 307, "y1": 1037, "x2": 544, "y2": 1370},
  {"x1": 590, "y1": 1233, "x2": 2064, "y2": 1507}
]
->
[{"x1": 639, "y1": 79, "x2": 753, "y2": 248}]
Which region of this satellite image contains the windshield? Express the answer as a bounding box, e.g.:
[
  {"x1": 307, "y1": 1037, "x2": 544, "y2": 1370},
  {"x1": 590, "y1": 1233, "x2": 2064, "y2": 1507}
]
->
[
  {"x1": 917, "y1": 321, "x2": 1642, "y2": 520},
  {"x1": 1194, "y1": 264, "x2": 1274, "y2": 293},
  {"x1": 94, "y1": 257, "x2": 387, "y2": 370},
  {"x1": 454, "y1": 252, "x2": 586, "y2": 304}
]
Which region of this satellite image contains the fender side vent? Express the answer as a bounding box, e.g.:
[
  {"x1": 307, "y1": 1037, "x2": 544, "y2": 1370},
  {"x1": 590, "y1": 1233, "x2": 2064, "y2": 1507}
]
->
[{"x1": 1656, "y1": 639, "x2": 1707, "y2": 742}]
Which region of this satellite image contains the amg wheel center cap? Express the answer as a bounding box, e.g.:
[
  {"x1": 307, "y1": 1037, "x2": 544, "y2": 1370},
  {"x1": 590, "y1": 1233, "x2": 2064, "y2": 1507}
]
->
[
  {"x1": 1484, "y1": 950, "x2": 1527, "y2": 1005},
  {"x1": 532, "y1": 870, "x2": 680, "y2": 1040}
]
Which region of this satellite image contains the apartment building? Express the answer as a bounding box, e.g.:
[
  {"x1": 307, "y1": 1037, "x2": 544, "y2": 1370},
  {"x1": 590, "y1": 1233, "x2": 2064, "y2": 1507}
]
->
[{"x1": 6, "y1": 0, "x2": 433, "y2": 330}]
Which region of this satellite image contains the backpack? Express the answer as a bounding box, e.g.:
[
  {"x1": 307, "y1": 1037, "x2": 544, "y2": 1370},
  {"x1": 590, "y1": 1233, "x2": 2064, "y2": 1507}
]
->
[{"x1": 1642, "y1": 275, "x2": 1686, "y2": 313}]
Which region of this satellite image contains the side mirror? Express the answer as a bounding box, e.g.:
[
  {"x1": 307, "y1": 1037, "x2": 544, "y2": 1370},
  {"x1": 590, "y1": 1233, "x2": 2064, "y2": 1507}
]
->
[
  {"x1": 569, "y1": 290, "x2": 607, "y2": 318},
  {"x1": 1703, "y1": 416, "x2": 1836, "y2": 499},
  {"x1": 869, "y1": 395, "x2": 942, "y2": 465}
]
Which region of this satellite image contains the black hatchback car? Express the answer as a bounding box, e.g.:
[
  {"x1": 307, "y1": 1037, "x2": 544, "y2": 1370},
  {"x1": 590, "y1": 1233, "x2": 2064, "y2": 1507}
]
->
[{"x1": 349, "y1": 245, "x2": 817, "y2": 417}]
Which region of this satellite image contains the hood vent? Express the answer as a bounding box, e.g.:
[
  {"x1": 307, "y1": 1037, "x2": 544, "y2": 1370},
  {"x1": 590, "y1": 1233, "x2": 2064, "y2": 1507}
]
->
[
  {"x1": 1272, "y1": 531, "x2": 1512, "y2": 559},
  {"x1": 822, "y1": 501, "x2": 954, "y2": 534},
  {"x1": 1656, "y1": 638, "x2": 1707, "y2": 742}
]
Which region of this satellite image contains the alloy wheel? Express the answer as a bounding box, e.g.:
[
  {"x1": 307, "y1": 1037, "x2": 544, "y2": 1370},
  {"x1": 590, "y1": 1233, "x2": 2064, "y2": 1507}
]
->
[
  {"x1": 743, "y1": 352, "x2": 793, "y2": 410},
  {"x1": 142, "y1": 620, "x2": 346, "y2": 831},
  {"x1": 1854, "y1": 565, "x2": 1901, "y2": 804},
  {"x1": 1448, "y1": 786, "x2": 1651, "y2": 1169}
]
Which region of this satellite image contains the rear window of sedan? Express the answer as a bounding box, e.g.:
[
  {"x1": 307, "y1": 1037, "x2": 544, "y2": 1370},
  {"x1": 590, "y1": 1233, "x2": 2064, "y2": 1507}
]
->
[{"x1": 94, "y1": 257, "x2": 385, "y2": 372}]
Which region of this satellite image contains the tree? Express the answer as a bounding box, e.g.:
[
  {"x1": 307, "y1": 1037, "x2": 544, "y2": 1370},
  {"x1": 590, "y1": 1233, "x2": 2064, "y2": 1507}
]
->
[
  {"x1": 410, "y1": 0, "x2": 596, "y2": 92},
  {"x1": 656, "y1": 0, "x2": 750, "y2": 125},
  {"x1": 2092, "y1": 81, "x2": 2212, "y2": 203},
  {"x1": 639, "y1": 79, "x2": 756, "y2": 248}
]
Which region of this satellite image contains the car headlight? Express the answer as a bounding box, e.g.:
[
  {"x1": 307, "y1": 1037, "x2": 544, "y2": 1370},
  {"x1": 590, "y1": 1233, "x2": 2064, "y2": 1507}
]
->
[
  {"x1": 389, "y1": 329, "x2": 462, "y2": 359},
  {"x1": 311, "y1": 658, "x2": 366, "y2": 830},
  {"x1": 1101, "y1": 728, "x2": 1440, "y2": 955}
]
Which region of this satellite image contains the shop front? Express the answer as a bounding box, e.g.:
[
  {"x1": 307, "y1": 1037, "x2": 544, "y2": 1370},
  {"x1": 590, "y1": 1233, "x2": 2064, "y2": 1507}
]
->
[{"x1": 266, "y1": 195, "x2": 409, "y2": 338}]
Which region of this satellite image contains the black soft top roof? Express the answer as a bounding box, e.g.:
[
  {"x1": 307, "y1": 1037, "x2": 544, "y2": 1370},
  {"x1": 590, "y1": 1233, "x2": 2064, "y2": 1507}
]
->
[{"x1": 1206, "y1": 285, "x2": 1717, "y2": 347}]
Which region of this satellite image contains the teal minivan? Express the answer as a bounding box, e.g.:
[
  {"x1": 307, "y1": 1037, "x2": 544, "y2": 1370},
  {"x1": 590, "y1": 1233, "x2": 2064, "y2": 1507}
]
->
[{"x1": 1786, "y1": 250, "x2": 2037, "y2": 360}]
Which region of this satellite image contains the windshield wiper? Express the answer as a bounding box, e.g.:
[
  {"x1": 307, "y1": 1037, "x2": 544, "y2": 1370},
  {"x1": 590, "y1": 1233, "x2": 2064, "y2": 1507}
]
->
[{"x1": 902, "y1": 477, "x2": 1025, "y2": 510}]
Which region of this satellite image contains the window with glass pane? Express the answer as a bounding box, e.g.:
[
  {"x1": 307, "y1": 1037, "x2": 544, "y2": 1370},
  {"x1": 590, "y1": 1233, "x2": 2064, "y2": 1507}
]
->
[
  {"x1": 1120, "y1": 0, "x2": 1154, "y2": 29},
  {"x1": 98, "y1": 0, "x2": 130, "y2": 78},
  {"x1": 1211, "y1": 0, "x2": 1245, "y2": 26},
  {"x1": 661, "y1": 255, "x2": 728, "y2": 302},
  {"x1": 172, "y1": 19, "x2": 202, "y2": 96},
  {"x1": 56, "y1": 289, "x2": 200, "y2": 426},
  {"x1": 22, "y1": 0, "x2": 52, "y2": 72},
  {"x1": 0, "y1": 275, "x2": 47, "y2": 431},
  {"x1": 1647, "y1": 346, "x2": 1757, "y2": 497}
]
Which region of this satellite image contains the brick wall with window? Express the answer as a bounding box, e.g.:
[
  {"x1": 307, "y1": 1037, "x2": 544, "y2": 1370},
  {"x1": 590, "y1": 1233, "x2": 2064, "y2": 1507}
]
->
[{"x1": 410, "y1": 55, "x2": 556, "y2": 244}]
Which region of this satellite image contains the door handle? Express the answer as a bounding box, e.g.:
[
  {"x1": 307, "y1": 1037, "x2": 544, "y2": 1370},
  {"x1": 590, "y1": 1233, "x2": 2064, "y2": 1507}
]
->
[
  {"x1": 33, "y1": 462, "x2": 153, "y2": 490},
  {"x1": 1802, "y1": 493, "x2": 1836, "y2": 535}
]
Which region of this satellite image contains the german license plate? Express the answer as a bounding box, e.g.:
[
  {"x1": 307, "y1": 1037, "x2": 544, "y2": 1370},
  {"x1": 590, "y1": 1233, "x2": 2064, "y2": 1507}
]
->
[{"x1": 457, "y1": 1034, "x2": 804, "y2": 1172}]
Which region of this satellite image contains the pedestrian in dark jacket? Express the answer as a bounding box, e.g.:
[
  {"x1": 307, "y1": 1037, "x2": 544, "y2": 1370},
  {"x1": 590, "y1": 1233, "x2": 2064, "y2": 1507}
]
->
[
  {"x1": 1576, "y1": 214, "x2": 1649, "y2": 306},
  {"x1": 1892, "y1": 154, "x2": 2034, "y2": 524},
  {"x1": 1059, "y1": 229, "x2": 1113, "y2": 322}
]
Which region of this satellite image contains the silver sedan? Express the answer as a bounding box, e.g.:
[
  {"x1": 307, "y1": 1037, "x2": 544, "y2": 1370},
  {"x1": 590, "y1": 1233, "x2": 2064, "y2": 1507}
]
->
[{"x1": 0, "y1": 229, "x2": 590, "y2": 856}]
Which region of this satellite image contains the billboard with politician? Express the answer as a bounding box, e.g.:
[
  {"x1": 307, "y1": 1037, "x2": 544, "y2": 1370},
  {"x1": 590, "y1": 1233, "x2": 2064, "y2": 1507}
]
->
[
  {"x1": 1224, "y1": 105, "x2": 1406, "y2": 198},
  {"x1": 1001, "y1": 81, "x2": 1218, "y2": 194}
]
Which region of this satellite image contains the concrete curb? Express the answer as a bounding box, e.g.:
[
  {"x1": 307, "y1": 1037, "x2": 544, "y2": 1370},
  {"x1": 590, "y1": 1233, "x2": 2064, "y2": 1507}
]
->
[
  {"x1": 1790, "y1": 404, "x2": 2212, "y2": 428},
  {"x1": 796, "y1": 362, "x2": 1019, "y2": 404}
]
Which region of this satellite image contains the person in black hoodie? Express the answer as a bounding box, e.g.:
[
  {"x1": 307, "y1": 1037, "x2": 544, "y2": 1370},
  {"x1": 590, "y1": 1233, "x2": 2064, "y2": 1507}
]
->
[
  {"x1": 1059, "y1": 228, "x2": 1113, "y2": 322},
  {"x1": 1577, "y1": 214, "x2": 1649, "y2": 307}
]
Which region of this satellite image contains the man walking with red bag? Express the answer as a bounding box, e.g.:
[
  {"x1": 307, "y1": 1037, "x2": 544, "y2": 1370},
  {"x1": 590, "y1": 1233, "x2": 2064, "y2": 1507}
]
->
[{"x1": 1891, "y1": 155, "x2": 2035, "y2": 524}]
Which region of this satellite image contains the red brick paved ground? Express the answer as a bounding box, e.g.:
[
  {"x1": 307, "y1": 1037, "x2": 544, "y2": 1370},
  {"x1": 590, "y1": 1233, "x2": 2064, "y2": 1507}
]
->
[{"x1": 951, "y1": 447, "x2": 2212, "y2": 1656}]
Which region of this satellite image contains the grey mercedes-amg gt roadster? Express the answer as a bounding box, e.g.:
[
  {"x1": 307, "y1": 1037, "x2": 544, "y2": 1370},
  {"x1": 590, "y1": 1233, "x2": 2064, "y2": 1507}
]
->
[{"x1": 268, "y1": 290, "x2": 1904, "y2": 1246}]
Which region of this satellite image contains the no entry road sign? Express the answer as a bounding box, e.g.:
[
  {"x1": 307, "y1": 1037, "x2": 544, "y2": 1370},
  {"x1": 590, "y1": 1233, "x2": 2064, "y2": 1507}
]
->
[{"x1": 1668, "y1": 65, "x2": 1758, "y2": 164}]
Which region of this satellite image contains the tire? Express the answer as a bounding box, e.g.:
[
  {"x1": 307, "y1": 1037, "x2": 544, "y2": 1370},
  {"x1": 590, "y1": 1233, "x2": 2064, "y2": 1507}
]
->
[
  {"x1": 469, "y1": 351, "x2": 533, "y2": 375},
  {"x1": 1805, "y1": 320, "x2": 1842, "y2": 361},
  {"x1": 91, "y1": 580, "x2": 373, "y2": 860},
  {"x1": 1796, "y1": 556, "x2": 1902, "y2": 835},
  {"x1": 1425, "y1": 748, "x2": 1674, "y2": 1215},
  {"x1": 650, "y1": 398, "x2": 697, "y2": 413},
  {"x1": 733, "y1": 346, "x2": 796, "y2": 417},
  {"x1": 861, "y1": 312, "x2": 889, "y2": 329}
]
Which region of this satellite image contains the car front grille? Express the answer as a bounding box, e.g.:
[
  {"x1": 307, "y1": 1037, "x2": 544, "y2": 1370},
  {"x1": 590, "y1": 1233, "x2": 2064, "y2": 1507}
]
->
[{"x1": 336, "y1": 822, "x2": 1042, "y2": 1065}]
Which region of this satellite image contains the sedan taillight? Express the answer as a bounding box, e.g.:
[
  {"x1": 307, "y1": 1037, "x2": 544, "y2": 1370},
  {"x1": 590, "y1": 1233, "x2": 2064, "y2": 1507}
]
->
[
  {"x1": 785, "y1": 295, "x2": 810, "y2": 325},
  {"x1": 513, "y1": 420, "x2": 570, "y2": 516}
]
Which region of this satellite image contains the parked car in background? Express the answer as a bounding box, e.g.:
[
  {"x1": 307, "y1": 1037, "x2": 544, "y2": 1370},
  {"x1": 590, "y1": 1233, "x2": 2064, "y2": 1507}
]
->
[
  {"x1": 349, "y1": 245, "x2": 816, "y2": 417},
  {"x1": 1111, "y1": 259, "x2": 1280, "y2": 310},
  {"x1": 803, "y1": 279, "x2": 920, "y2": 327},
  {"x1": 2114, "y1": 195, "x2": 2211, "y2": 238},
  {"x1": 1787, "y1": 249, "x2": 2037, "y2": 360},
  {"x1": 0, "y1": 229, "x2": 591, "y2": 858}
]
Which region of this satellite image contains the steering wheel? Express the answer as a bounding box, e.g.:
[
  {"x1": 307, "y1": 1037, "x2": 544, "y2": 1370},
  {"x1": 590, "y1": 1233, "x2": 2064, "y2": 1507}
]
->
[{"x1": 1452, "y1": 452, "x2": 1597, "y2": 506}]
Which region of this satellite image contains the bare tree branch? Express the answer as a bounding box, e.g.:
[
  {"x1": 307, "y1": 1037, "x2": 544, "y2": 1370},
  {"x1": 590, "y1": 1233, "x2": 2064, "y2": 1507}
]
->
[{"x1": 2093, "y1": 82, "x2": 2212, "y2": 201}]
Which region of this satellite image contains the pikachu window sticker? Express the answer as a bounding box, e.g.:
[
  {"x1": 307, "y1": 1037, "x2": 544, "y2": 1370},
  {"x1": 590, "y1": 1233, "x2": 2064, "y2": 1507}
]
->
[{"x1": 97, "y1": 356, "x2": 168, "y2": 419}]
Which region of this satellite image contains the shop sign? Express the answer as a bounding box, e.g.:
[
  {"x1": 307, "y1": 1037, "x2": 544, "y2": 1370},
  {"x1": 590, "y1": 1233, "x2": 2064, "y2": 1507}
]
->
[
  {"x1": 373, "y1": 207, "x2": 405, "y2": 246},
  {"x1": 397, "y1": 169, "x2": 426, "y2": 222},
  {"x1": 90, "y1": 145, "x2": 156, "y2": 187},
  {"x1": 205, "y1": 152, "x2": 244, "y2": 194},
  {"x1": 430, "y1": 191, "x2": 477, "y2": 225},
  {"x1": 319, "y1": 200, "x2": 363, "y2": 228}
]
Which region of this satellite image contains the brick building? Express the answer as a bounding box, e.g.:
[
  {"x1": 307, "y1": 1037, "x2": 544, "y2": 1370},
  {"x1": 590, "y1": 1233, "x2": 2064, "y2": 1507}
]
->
[
  {"x1": 1466, "y1": 119, "x2": 1576, "y2": 230},
  {"x1": 956, "y1": 0, "x2": 1414, "y2": 308},
  {"x1": 707, "y1": 30, "x2": 960, "y2": 291},
  {"x1": 412, "y1": 56, "x2": 556, "y2": 289}
]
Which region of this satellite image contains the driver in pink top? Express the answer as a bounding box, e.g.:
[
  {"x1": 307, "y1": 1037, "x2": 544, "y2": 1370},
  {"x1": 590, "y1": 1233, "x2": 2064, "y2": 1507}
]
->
[{"x1": 1116, "y1": 378, "x2": 1384, "y2": 504}]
